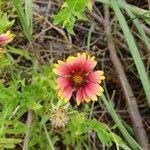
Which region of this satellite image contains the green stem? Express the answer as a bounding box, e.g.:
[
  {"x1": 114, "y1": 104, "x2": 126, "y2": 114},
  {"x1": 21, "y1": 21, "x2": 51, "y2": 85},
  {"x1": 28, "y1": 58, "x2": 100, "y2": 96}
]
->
[
  {"x1": 101, "y1": 94, "x2": 142, "y2": 150},
  {"x1": 43, "y1": 123, "x2": 55, "y2": 150}
]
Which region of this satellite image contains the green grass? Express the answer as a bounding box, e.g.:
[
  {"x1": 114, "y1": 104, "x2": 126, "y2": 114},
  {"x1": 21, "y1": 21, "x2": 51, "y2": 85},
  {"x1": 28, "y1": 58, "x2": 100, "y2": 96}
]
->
[
  {"x1": 109, "y1": 0, "x2": 150, "y2": 105},
  {"x1": 96, "y1": 0, "x2": 150, "y2": 21},
  {"x1": 96, "y1": 0, "x2": 150, "y2": 105},
  {"x1": 25, "y1": 0, "x2": 33, "y2": 34},
  {"x1": 101, "y1": 56, "x2": 141, "y2": 149},
  {"x1": 0, "y1": 60, "x2": 130, "y2": 149},
  {"x1": 101, "y1": 94, "x2": 142, "y2": 150},
  {"x1": 1, "y1": 0, "x2": 149, "y2": 149},
  {"x1": 43, "y1": 123, "x2": 55, "y2": 150},
  {"x1": 122, "y1": 0, "x2": 150, "y2": 52},
  {"x1": 87, "y1": 24, "x2": 95, "y2": 50},
  {"x1": 12, "y1": 0, "x2": 32, "y2": 41}
]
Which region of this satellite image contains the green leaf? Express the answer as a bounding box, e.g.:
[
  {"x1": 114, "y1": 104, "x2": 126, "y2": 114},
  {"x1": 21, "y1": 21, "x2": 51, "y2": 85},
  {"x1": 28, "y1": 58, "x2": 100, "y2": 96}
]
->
[
  {"x1": 26, "y1": 101, "x2": 42, "y2": 111},
  {"x1": 0, "y1": 138, "x2": 22, "y2": 149},
  {"x1": 74, "y1": 11, "x2": 87, "y2": 20},
  {"x1": 0, "y1": 56, "x2": 11, "y2": 70},
  {"x1": 7, "y1": 46, "x2": 31, "y2": 60},
  {"x1": 85, "y1": 119, "x2": 131, "y2": 149},
  {"x1": 87, "y1": 0, "x2": 93, "y2": 11},
  {"x1": 97, "y1": 130, "x2": 112, "y2": 147},
  {"x1": 53, "y1": 0, "x2": 90, "y2": 34},
  {"x1": 0, "y1": 14, "x2": 14, "y2": 33},
  {"x1": 7, "y1": 121, "x2": 27, "y2": 134}
]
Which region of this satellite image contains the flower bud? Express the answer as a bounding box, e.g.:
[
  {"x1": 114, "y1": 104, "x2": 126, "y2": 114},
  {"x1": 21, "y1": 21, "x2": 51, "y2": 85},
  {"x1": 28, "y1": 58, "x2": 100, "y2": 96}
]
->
[{"x1": 0, "y1": 31, "x2": 14, "y2": 46}]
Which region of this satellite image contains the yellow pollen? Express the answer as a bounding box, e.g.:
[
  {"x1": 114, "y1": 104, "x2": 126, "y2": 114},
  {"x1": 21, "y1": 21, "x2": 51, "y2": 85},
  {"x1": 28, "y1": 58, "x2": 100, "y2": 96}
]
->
[{"x1": 73, "y1": 75, "x2": 83, "y2": 84}]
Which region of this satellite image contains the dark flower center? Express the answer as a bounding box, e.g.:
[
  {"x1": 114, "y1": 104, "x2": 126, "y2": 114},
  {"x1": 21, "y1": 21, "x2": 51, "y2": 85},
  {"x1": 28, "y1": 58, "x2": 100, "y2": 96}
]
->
[{"x1": 71, "y1": 73, "x2": 86, "y2": 87}]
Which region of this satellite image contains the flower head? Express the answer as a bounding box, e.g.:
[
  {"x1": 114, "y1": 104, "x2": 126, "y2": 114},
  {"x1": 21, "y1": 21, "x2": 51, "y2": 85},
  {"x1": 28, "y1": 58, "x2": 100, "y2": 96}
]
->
[
  {"x1": 53, "y1": 53, "x2": 105, "y2": 105},
  {"x1": 0, "y1": 30, "x2": 14, "y2": 46},
  {"x1": 50, "y1": 108, "x2": 69, "y2": 128}
]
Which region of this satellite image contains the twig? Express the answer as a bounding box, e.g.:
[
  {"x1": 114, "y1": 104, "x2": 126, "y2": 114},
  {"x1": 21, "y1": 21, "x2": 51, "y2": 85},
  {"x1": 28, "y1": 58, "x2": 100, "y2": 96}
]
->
[
  {"x1": 141, "y1": 24, "x2": 150, "y2": 37},
  {"x1": 23, "y1": 110, "x2": 33, "y2": 150},
  {"x1": 38, "y1": 1, "x2": 51, "y2": 43},
  {"x1": 103, "y1": 6, "x2": 149, "y2": 150}
]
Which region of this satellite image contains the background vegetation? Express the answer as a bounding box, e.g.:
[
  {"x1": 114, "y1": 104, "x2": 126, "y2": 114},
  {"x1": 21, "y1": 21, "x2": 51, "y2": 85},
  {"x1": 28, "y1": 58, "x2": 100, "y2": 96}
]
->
[{"x1": 0, "y1": 0, "x2": 149, "y2": 149}]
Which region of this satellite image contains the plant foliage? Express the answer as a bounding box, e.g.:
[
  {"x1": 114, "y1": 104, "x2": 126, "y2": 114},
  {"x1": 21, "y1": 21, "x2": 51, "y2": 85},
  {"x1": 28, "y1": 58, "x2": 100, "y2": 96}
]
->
[
  {"x1": 0, "y1": 13, "x2": 14, "y2": 33},
  {"x1": 53, "y1": 0, "x2": 92, "y2": 35}
]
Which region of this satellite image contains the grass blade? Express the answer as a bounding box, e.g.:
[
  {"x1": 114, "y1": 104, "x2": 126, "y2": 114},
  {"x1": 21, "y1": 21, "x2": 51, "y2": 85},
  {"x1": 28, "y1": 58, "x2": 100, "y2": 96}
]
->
[
  {"x1": 96, "y1": 0, "x2": 150, "y2": 20},
  {"x1": 87, "y1": 24, "x2": 95, "y2": 50},
  {"x1": 122, "y1": 0, "x2": 150, "y2": 52},
  {"x1": 43, "y1": 123, "x2": 55, "y2": 150},
  {"x1": 109, "y1": 0, "x2": 150, "y2": 104},
  {"x1": 101, "y1": 94, "x2": 142, "y2": 150},
  {"x1": 12, "y1": 0, "x2": 32, "y2": 41},
  {"x1": 25, "y1": 0, "x2": 33, "y2": 34}
]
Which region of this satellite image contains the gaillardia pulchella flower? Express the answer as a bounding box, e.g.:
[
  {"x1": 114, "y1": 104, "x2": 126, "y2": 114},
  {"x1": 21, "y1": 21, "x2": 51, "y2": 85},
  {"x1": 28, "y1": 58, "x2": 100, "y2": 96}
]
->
[
  {"x1": 0, "y1": 30, "x2": 14, "y2": 46},
  {"x1": 53, "y1": 53, "x2": 105, "y2": 105}
]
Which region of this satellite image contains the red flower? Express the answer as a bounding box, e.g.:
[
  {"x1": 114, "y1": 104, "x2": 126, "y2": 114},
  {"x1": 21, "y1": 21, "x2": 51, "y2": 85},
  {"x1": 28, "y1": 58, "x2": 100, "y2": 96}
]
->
[
  {"x1": 53, "y1": 53, "x2": 105, "y2": 105},
  {"x1": 0, "y1": 31, "x2": 14, "y2": 46}
]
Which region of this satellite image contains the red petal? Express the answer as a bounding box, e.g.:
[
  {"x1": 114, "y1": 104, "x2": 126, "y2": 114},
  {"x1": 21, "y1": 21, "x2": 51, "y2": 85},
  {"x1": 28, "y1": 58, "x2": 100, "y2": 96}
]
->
[
  {"x1": 81, "y1": 87, "x2": 90, "y2": 102},
  {"x1": 53, "y1": 63, "x2": 71, "y2": 76},
  {"x1": 86, "y1": 82, "x2": 104, "y2": 96},
  {"x1": 57, "y1": 77, "x2": 71, "y2": 91},
  {"x1": 84, "y1": 83, "x2": 99, "y2": 101},
  {"x1": 83, "y1": 59, "x2": 97, "y2": 73},
  {"x1": 59, "y1": 85, "x2": 73, "y2": 102},
  {"x1": 76, "y1": 88, "x2": 83, "y2": 105},
  {"x1": 87, "y1": 71, "x2": 104, "y2": 83},
  {"x1": 74, "y1": 55, "x2": 87, "y2": 71}
]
